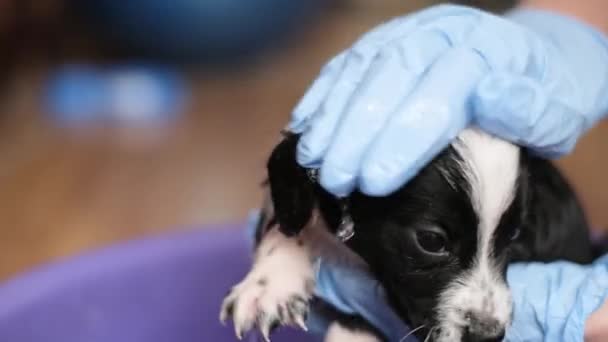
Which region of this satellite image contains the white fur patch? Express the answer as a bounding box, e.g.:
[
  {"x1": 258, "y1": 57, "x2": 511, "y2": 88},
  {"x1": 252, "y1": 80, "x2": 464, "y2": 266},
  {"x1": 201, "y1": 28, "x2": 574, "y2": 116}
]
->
[
  {"x1": 436, "y1": 128, "x2": 519, "y2": 341},
  {"x1": 454, "y1": 128, "x2": 520, "y2": 235},
  {"x1": 221, "y1": 199, "x2": 368, "y2": 341}
]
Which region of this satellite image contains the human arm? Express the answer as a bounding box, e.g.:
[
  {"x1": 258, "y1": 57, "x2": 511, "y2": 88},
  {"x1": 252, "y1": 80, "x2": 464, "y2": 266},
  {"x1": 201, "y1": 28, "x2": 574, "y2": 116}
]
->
[{"x1": 585, "y1": 299, "x2": 608, "y2": 342}]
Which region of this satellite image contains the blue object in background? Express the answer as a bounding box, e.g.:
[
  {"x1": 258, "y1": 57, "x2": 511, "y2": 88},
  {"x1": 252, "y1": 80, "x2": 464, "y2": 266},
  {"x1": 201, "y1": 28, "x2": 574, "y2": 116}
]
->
[
  {"x1": 45, "y1": 65, "x2": 107, "y2": 125},
  {"x1": 70, "y1": 0, "x2": 326, "y2": 63},
  {"x1": 46, "y1": 64, "x2": 186, "y2": 127}
]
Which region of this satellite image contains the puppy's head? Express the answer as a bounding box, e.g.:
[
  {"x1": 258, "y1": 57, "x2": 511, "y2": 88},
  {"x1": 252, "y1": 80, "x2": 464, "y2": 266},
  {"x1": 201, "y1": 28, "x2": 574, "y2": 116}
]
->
[{"x1": 266, "y1": 129, "x2": 526, "y2": 342}]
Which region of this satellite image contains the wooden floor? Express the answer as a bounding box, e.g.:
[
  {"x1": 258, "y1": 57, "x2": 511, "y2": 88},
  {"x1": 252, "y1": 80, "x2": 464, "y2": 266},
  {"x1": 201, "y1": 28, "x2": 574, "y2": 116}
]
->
[{"x1": 0, "y1": 1, "x2": 606, "y2": 281}]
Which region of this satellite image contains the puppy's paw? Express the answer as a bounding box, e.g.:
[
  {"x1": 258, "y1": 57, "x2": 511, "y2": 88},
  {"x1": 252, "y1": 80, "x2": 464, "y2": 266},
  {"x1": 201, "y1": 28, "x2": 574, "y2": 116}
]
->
[
  {"x1": 220, "y1": 237, "x2": 315, "y2": 341},
  {"x1": 220, "y1": 271, "x2": 314, "y2": 341}
]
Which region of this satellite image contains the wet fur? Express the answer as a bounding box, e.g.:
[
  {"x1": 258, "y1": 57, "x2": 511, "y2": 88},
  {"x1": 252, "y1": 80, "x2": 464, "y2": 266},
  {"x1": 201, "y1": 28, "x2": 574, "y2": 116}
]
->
[{"x1": 225, "y1": 131, "x2": 595, "y2": 341}]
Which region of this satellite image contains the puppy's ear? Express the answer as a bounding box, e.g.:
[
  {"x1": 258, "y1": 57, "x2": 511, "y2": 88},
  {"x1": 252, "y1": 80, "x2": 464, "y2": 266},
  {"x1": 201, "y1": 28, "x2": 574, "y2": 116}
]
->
[{"x1": 267, "y1": 133, "x2": 316, "y2": 236}]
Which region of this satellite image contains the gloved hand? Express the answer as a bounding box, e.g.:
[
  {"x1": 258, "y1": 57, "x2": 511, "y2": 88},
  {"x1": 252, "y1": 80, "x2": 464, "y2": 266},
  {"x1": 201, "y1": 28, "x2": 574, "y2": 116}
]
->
[
  {"x1": 506, "y1": 257, "x2": 608, "y2": 341},
  {"x1": 307, "y1": 257, "x2": 415, "y2": 342},
  {"x1": 310, "y1": 254, "x2": 608, "y2": 342},
  {"x1": 289, "y1": 4, "x2": 608, "y2": 197}
]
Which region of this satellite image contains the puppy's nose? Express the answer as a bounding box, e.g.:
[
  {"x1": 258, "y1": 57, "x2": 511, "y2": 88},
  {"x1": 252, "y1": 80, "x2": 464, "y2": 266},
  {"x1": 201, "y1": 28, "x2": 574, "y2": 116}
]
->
[
  {"x1": 463, "y1": 332, "x2": 505, "y2": 342},
  {"x1": 463, "y1": 312, "x2": 505, "y2": 342}
]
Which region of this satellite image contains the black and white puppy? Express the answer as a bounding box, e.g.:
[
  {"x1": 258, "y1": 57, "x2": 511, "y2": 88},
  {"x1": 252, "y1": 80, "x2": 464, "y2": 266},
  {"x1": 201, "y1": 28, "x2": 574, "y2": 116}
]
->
[{"x1": 220, "y1": 128, "x2": 595, "y2": 342}]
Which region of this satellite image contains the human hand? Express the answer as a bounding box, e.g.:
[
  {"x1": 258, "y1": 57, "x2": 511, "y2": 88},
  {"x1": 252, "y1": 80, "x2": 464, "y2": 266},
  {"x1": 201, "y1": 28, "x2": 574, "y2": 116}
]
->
[
  {"x1": 506, "y1": 256, "x2": 608, "y2": 341},
  {"x1": 308, "y1": 257, "x2": 415, "y2": 342},
  {"x1": 289, "y1": 4, "x2": 608, "y2": 197}
]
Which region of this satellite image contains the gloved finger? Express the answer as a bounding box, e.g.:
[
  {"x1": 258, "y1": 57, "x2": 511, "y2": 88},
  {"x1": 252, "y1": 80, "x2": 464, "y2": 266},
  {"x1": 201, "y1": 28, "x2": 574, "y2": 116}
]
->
[
  {"x1": 295, "y1": 16, "x2": 432, "y2": 167},
  {"x1": 289, "y1": 15, "x2": 417, "y2": 134},
  {"x1": 360, "y1": 48, "x2": 486, "y2": 196},
  {"x1": 289, "y1": 51, "x2": 347, "y2": 133},
  {"x1": 296, "y1": 51, "x2": 376, "y2": 168},
  {"x1": 319, "y1": 31, "x2": 450, "y2": 196},
  {"x1": 289, "y1": 4, "x2": 481, "y2": 134},
  {"x1": 473, "y1": 72, "x2": 586, "y2": 157}
]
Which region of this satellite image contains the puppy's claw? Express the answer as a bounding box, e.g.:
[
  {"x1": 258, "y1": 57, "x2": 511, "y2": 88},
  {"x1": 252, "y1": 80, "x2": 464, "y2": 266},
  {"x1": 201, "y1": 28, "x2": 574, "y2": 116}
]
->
[
  {"x1": 258, "y1": 314, "x2": 279, "y2": 342},
  {"x1": 295, "y1": 316, "x2": 308, "y2": 332},
  {"x1": 219, "y1": 296, "x2": 235, "y2": 324},
  {"x1": 234, "y1": 318, "x2": 253, "y2": 341},
  {"x1": 219, "y1": 305, "x2": 229, "y2": 324},
  {"x1": 261, "y1": 325, "x2": 271, "y2": 342}
]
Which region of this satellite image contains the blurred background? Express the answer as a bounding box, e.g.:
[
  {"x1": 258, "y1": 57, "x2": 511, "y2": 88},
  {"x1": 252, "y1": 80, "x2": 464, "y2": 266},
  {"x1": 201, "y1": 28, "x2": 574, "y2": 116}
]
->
[{"x1": 0, "y1": 0, "x2": 605, "y2": 282}]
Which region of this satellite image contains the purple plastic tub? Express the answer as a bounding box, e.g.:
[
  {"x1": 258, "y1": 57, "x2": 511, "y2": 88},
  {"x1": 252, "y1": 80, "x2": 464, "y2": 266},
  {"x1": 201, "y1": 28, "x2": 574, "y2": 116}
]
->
[{"x1": 0, "y1": 224, "x2": 317, "y2": 342}]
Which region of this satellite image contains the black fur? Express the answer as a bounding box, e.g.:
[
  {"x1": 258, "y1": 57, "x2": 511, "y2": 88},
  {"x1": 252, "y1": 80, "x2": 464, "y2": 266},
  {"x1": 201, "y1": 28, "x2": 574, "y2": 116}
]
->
[
  {"x1": 264, "y1": 133, "x2": 594, "y2": 341},
  {"x1": 508, "y1": 153, "x2": 593, "y2": 263},
  {"x1": 267, "y1": 133, "x2": 344, "y2": 236},
  {"x1": 267, "y1": 134, "x2": 315, "y2": 237}
]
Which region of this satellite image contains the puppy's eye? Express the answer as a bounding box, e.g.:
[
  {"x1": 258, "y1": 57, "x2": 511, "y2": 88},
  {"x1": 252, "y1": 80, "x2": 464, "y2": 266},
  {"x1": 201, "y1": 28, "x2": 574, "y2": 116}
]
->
[
  {"x1": 510, "y1": 227, "x2": 522, "y2": 241},
  {"x1": 416, "y1": 229, "x2": 448, "y2": 254}
]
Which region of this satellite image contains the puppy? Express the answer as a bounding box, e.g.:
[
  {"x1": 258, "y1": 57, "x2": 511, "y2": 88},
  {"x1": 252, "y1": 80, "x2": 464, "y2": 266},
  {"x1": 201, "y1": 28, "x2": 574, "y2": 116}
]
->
[{"x1": 221, "y1": 128, "x2": 594, "y2": 342}]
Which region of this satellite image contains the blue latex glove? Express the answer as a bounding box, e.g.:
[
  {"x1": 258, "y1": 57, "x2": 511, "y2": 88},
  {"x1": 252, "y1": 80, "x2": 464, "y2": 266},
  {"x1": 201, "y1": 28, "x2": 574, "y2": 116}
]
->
[
  {"x1": 310, "y1": 255, "x2": 608, "y2": 342},
  {"x1": 289, "y1": 4, "x2": 608, "y2": 197},
  {"x1": 506, "y1": 257, "x2": 608, "y2": 341},
  {"x1": 308, "y1": 258, "x2": 415, "y2": 342}
]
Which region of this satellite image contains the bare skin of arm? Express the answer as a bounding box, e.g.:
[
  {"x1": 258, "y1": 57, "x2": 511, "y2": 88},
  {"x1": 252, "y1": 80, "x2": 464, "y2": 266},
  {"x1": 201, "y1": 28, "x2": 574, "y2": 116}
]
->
[{"x1": 585, "y1": 302, "x2": 608, "y2": 342}]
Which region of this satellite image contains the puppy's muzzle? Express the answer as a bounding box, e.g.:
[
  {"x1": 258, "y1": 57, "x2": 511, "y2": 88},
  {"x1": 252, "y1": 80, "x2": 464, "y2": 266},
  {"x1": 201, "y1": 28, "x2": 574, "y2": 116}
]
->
[{"x1": 462, "y1": 311, "x2": 505, "y2": 342}]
